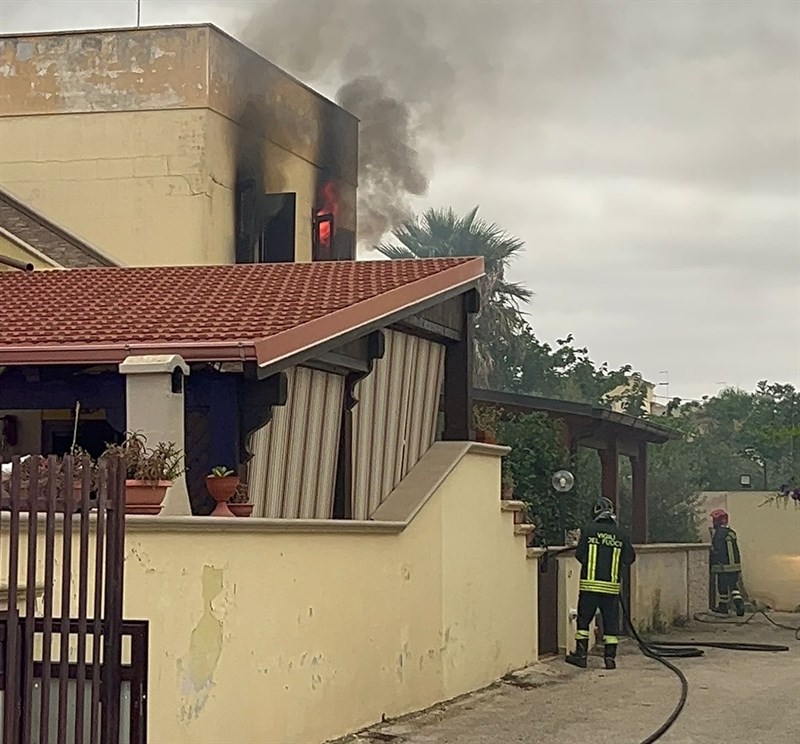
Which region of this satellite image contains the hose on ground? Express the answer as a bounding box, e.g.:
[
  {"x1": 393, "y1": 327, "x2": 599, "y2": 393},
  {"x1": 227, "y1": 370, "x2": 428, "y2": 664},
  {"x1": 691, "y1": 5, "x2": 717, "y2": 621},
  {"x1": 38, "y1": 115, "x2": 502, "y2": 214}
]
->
[
  {"x1": 693, "y1": 609, "x2": 800, "y2": 640},
  {"x1": 620, "y1": 598, "x2": 791, "y2": 744}
]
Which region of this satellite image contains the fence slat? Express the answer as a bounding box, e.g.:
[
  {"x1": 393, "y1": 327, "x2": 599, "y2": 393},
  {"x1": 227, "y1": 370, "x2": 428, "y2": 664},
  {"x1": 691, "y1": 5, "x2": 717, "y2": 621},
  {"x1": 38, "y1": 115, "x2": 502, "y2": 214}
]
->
[
  {"x1": 57, "y1": 456, "x2": 75, "y2": 744},
  {"x1": 90, "y1": 459, "x2": 109, "y2": 744},
  {"x1": 75, "y1": 455, "x2": 93, "y2": 744},
  {"x1": 4, "y1": 455, "x2": 22, "y2": 744},
  {"x1": 22, "y1": 456, "x2": 40, "y2": 743},
  {"x1": 39, "y1": 456, "x2": 60, "y2": 744}
]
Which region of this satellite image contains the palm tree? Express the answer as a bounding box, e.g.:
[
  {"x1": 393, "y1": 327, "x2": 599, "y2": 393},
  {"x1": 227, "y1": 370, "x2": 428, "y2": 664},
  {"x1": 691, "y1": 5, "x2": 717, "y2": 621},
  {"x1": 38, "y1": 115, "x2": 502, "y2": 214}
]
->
[{"x1": 377, "y1": 206, "x2": 532, "y2": 386}]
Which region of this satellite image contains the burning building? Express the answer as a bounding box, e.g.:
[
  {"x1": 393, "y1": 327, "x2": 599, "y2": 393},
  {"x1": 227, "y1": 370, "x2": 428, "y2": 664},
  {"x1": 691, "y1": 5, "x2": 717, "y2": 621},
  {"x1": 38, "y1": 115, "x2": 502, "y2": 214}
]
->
[{"x1": 0, "y1": 24, "x2": 357, "y2": 267}]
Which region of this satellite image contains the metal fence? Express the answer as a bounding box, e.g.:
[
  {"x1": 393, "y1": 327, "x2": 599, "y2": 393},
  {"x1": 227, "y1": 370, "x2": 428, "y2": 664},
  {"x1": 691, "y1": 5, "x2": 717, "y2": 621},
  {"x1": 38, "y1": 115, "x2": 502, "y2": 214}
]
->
[{"x1": 0, "y1": 455, "x2": 145, "y2": 744}]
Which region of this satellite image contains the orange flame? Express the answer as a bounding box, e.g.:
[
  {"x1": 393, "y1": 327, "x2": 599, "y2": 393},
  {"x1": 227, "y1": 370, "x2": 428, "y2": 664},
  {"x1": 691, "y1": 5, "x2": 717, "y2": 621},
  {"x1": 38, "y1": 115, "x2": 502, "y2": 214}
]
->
[{"x1": 315, "y1": 182, "x2": 338, "y2": 255}]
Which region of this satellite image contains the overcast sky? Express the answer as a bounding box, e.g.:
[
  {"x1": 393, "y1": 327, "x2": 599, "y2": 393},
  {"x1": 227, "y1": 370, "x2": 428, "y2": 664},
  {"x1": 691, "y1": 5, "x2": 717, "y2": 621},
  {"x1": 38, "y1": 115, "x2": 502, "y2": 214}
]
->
[{"x1": 1, "y1": 0, "x2": 798, "y2": 401}]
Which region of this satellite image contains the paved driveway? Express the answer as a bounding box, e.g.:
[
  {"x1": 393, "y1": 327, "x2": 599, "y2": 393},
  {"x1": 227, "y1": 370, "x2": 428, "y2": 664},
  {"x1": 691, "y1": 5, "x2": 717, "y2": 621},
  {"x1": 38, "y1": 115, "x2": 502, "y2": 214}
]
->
[{"x1": 337, "y1": 613, "x2": 800, "y2": 744}]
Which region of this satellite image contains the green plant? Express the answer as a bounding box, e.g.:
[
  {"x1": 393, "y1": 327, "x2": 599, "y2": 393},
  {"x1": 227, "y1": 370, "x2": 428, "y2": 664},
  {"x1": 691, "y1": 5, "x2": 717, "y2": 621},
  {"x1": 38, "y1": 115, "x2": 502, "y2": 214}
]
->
[
  {"x1": 474, "y1": 405, "x2": 502, "y2": 437},
  {"x1": 210, "y1": 466, "x2": 235, "y2": 478},
  {"x1": 102, "y1": 432, "x2": 184, "y2": 483},
  {"x1": 498, "y1": 412, "x2": 570, "y2": 544}
]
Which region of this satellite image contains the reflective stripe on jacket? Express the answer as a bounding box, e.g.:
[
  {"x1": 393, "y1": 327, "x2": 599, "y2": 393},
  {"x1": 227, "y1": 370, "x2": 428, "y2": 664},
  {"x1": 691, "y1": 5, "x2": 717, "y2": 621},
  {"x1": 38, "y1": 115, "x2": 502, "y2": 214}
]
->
[
  {"x1": 710, "y1": 525, "x2": 741, "y2": 573},
  {"x1": 576, "y1": 520, "x2": 636, "y2": 595}
]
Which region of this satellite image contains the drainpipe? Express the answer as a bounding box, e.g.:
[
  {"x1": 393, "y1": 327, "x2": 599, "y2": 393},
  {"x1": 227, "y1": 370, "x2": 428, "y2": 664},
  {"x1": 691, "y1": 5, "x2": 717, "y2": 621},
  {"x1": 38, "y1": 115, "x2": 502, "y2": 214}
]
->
[{"x1": 0, "y1": 254, "x2": 34, "y2": 271}]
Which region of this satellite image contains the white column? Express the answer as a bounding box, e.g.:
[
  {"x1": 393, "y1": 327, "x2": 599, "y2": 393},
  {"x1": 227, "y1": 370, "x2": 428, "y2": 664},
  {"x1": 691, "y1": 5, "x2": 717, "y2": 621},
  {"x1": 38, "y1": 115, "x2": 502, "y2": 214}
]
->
[{"x1": 119, "y1": 354, "x2": 191, "y2": 516}]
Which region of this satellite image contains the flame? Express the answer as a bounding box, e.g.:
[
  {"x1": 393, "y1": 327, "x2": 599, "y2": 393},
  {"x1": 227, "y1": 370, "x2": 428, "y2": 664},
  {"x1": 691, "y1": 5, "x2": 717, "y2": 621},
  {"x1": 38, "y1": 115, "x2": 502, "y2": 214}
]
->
[{"x1": 315, "y1": 182, "x2": 338, "y2": 255}]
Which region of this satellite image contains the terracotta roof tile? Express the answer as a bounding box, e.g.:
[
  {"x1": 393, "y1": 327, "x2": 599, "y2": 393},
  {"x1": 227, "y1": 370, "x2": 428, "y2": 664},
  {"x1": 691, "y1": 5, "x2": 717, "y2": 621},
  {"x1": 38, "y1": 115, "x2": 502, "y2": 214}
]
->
[
  {"x1": 0, "y1": 186, "x2": 119, "y2": 268},
  {"x1": 0, "y1": 259, "x2": 483, "y2": 367}
]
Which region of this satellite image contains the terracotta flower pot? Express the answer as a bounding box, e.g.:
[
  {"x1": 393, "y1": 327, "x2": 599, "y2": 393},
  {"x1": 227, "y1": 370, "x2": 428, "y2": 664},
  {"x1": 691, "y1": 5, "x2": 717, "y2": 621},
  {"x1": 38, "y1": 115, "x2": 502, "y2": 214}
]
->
[
  {"x1": 229, "y1": 503, "x2": 254, "y2": 518},
  {"x1": 125, "y1": 480, "x2": 171, "y2": 515},
  {"x1": 475, "y1": 428, "x2": 498, "y2": 445},
  {"x1": 206, "y1": 475, "x2": 240, "y2": 517}
]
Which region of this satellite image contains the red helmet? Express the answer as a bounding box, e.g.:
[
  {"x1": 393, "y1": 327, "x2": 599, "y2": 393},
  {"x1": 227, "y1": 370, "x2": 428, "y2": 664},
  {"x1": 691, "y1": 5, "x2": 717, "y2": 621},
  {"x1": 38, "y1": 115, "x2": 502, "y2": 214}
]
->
[{"x1": 710, "y1": 509, "x2": 729, "y2": 527}]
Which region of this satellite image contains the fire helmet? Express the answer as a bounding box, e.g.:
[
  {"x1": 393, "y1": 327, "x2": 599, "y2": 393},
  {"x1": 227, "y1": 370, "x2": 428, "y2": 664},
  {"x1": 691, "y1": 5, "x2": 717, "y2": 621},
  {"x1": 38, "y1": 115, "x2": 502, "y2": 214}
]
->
[
  {"x1": 592, "y1": 497, "x2": 616, "y2": 523},
  {"x1": 710, "y1": 509, "x2": 729, "y2": 528}
]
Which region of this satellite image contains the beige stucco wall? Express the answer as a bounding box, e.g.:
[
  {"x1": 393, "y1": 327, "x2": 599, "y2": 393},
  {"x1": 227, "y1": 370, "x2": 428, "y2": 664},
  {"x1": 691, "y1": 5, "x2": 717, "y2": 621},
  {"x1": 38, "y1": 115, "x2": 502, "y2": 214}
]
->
[
  {"x1": 630, "y1": 544, "x2": 709, "y2": 632},
  {"x1": 701, "y1": 491, "x2": 800, "y2": 611},
  {"x1": 0, "y1": 25, "x2": 357, "y2": 267},
  {"x1": 116, "y1": 445, "x2": 537, "y2": 744}
]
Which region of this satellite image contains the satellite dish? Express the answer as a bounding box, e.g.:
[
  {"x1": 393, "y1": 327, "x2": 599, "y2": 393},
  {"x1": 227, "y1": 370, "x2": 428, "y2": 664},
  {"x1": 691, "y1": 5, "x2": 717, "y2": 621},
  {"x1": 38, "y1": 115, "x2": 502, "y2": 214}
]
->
[{"x1": 552, "y1": 470, "x2": 575, "y2": 493}]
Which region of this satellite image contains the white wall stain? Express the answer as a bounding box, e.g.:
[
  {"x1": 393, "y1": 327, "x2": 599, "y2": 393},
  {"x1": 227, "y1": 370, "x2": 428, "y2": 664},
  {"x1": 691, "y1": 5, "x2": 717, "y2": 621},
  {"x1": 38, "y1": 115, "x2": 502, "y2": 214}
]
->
[{"x1": 177, "y1": 565, "x2": 228, "y2": 723}]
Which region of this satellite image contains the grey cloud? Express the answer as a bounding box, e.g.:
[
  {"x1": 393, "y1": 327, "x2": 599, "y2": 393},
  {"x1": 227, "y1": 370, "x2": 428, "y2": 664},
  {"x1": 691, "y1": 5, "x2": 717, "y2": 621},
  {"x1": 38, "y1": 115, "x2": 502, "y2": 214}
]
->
[{"x1": 1, "y1": 0, "x2": 797, "y2": 399}]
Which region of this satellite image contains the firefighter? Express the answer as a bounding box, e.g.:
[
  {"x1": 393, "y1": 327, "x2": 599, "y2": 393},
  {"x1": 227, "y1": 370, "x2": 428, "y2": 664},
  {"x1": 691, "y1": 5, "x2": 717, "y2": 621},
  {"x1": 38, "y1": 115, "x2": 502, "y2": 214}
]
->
[
  {"x1": 566, "y1": 497, "x2": 636, "y2": 670},
  {"x1": 709, "y1": 508, "x2": 745, "y2": 616}
]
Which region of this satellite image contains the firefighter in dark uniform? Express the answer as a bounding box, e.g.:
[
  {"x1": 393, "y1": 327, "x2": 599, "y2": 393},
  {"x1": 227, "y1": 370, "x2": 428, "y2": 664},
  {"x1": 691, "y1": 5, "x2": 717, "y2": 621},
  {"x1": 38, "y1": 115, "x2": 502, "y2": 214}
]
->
[
  {"x1": 709, "y1": 508, "x2": 745, "y2": 616},
  {"x1": 566, "y1": 497, "x2": 636, "y2": 670}
]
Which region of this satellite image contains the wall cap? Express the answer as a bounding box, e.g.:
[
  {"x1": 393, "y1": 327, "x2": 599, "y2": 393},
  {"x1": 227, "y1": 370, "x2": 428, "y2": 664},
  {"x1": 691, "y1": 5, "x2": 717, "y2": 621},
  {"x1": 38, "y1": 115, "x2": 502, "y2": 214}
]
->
[
  {"x1": 371, "y1": 441, "x2": 506, "y2": 524},
  {"x1": 125, "y1": 515, "x2": 404, "y2": 535},
  {"x1": 633, "y1": 543, "x2": 709, "y2": 553},
  {"x1": 119, "y1": 354, "x2": 190, "y2": 375}
]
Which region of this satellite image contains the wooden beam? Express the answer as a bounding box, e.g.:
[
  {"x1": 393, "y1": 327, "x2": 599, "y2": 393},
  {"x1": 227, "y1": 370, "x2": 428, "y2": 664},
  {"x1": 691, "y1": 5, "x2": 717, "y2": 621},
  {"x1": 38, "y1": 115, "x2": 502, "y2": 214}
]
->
[
  {"x1": 442, "y1": 293, "x2": 475, "y2": 441},
  {"x1": 631, "y1": 441, "x2": 648, "y2": 543},
  {"x1": 599, "y1": 437, "x2": 619, "y2": 510},
  {"x1": 393, "y1": 315, "x2": 461, "y2": 342}
]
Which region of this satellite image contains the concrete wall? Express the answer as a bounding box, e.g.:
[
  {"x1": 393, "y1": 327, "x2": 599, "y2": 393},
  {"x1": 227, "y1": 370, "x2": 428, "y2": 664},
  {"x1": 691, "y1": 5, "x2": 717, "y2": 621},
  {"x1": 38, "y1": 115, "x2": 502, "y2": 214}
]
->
[
  {"x1": 1, "y1": 443, "x2": 526, "y2": 744},
  {"x1": 701, "y1": 491, "x2": 800, "y2": 611},
  {"x1": 630, "y1": 544, "x2": 709, "y2": 632},
  {"x1": 0, "y1": 25, "x2": 358, "y2": 267}
]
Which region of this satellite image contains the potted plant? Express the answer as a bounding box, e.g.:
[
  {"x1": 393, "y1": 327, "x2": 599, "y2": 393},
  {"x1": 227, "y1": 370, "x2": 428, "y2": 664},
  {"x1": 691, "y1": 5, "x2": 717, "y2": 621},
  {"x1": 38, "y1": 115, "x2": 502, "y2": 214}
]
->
[
  {"x1": 228, "y1": 481, "x2": 254, "y2": 518},
  {"x1": 102, "y1": 432, "x2": 184, "y2": 515},
  {"x1": 206, "y1": 466, "x2": 240, "y2": 517},
  {"x1": 474, "y1": 405, "x2": 501, "y2": 445},
  {"x1": 501, "y1": 471, "x2": 516, "y2": 500}
]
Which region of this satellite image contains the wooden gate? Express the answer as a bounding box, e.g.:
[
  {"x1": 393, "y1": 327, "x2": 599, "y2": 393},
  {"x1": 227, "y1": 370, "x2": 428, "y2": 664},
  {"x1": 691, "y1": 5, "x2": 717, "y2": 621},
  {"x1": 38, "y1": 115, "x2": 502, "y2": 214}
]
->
[
  {"x1": 0, "y1": 455, "x2": 146, "y2": 744},
  {"x1": 537, "y1": 555, "x2": 560, "y2": 655}
]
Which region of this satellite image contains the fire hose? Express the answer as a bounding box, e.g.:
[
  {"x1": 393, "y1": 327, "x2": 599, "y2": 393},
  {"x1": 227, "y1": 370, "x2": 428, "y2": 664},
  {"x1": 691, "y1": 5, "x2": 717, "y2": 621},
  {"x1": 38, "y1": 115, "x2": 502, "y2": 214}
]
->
[{"x1": 539, "y1": 544, "x2": 797, "y2": 744}]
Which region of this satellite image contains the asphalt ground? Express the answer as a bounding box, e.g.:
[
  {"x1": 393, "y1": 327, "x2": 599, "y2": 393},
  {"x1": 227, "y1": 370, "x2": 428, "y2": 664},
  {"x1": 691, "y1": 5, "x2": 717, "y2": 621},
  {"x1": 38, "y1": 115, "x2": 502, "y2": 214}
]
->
[{"x1": 336, "y1": 612, "x2": 800, "y2": 744}]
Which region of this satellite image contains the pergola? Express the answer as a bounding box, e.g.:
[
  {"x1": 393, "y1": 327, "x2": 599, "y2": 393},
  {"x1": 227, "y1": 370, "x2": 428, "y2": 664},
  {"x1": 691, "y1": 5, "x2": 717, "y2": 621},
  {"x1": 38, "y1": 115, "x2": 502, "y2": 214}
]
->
[{"x1": 473, "y1": 389, "x2": 681, "y2": 543}]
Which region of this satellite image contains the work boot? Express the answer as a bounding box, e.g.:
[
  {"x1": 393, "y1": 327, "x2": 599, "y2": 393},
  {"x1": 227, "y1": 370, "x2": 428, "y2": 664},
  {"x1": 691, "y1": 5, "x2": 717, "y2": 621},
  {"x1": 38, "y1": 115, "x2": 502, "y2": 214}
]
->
[
  {"x1": 604, "y1": 644, "x2": 617, "y2": 670},
  {"x1": 715, "y1": 602, "x2": 729, "y2": 615},
  {"x1": 565, "y1": 638, "x2": 588, "y2": 669}
]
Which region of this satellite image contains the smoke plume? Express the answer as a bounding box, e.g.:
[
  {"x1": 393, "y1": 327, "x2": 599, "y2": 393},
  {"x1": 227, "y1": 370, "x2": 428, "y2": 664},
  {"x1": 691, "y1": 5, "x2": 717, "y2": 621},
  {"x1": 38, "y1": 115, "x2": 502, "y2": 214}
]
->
[{"x1": 240, "y1": 0, "x2": 515, "y2": 246}]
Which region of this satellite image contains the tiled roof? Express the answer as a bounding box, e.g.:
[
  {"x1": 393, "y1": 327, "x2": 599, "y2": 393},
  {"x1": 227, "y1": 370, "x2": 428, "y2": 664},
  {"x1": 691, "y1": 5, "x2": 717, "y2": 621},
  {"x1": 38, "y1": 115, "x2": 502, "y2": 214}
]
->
[
  {"x1": 0, "y1": 259, "x2": 483, "y2": 367},
  {"x1": 0, "y1": 186, "x2": 119, "y2": 268}
]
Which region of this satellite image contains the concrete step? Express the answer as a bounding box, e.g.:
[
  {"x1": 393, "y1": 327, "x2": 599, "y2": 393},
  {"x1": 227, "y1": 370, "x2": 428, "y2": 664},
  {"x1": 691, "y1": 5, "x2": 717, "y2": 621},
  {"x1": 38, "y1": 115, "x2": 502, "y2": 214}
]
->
[
  {"x1": 500, "y1": 500, "x2": 525, "y2": 512},
  {"x1": 514, "y1": 524, "x2": 535, "y2": 537}
]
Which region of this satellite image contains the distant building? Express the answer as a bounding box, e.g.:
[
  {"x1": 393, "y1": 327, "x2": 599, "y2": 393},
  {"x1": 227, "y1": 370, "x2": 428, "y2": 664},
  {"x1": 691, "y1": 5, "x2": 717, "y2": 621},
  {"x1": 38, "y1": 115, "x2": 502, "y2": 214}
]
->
[{"x1": 603, "y1": 375, "x2": 656, "y2": 415}]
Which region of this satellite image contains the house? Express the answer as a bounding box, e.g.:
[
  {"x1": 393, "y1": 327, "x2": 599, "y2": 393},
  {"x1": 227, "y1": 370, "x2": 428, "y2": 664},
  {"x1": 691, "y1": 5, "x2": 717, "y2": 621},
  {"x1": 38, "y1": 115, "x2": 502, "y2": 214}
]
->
[
  {"x1": 0, "y1": 257, "x2": 549, "y2": 744},
  {"x1": 0, "y1": 259, "x2": 484, "y2": 519},
  {"x1": 0, "y1": 24, "x2": 357, "y2": 267}
]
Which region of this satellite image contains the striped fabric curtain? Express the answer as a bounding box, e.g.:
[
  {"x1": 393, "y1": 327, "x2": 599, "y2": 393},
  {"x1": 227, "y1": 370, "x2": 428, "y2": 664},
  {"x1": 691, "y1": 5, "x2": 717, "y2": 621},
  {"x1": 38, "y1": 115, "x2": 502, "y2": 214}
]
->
[
  {"x1": 350, "y1": 330, "x2": 445, "y2": 520},
  {"x1": 249, "y1": 366, "x2": 344, "y2": 518}
]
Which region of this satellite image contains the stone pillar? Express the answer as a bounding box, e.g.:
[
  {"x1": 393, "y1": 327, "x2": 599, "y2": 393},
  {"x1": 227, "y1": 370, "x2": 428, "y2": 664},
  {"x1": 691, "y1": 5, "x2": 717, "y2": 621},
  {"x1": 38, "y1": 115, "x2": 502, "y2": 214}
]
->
[{"x1": 119, "y1": 354, "x2": 191, "y2": 516}]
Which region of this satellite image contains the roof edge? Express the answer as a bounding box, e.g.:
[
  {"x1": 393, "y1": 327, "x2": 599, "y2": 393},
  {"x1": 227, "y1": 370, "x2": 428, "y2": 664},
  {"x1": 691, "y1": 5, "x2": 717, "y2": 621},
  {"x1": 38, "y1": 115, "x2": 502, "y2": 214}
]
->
[
  {"x1": 253, "y1": 258, "x2": 485, "y2": 370},
  {"x1": 0, "y1": 186, "x2": 121, "y2": 268}
]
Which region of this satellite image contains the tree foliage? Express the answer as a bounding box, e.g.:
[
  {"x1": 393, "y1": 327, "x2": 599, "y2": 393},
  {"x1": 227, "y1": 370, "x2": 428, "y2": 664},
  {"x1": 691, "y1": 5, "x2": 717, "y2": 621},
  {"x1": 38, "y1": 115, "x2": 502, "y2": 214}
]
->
[
  {"x1": 383, "y1": 206, "x2": 797, "y2": 542},
  {"x1": 497, "y1": 413, "x2": 572, "y2": 544},
  {"x1": 377, "y1": 206, "x2": 531, "y2": 386}
]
